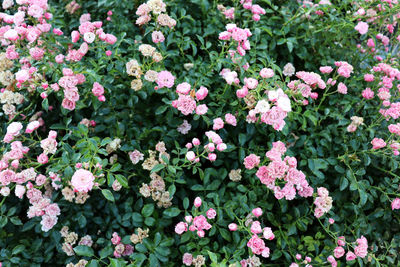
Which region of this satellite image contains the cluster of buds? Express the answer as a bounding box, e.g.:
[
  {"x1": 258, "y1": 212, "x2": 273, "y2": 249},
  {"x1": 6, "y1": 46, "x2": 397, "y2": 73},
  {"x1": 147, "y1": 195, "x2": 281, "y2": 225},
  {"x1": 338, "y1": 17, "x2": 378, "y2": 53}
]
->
[
  {"x1": 130, "y1": 227, "x2": 149, "y2": 244},
  {"x1": 175, "y1": 197, "x2": 216, "y2": 238},
  {"x1": 139, "y1": 172, "x2": 172, "y2": 208},
  {"x1": 60, "y1": 226, "x2": 93, "y2": 256},
  {"x1": 111, "y1": 232, "x2": 134, "y2": 258}
]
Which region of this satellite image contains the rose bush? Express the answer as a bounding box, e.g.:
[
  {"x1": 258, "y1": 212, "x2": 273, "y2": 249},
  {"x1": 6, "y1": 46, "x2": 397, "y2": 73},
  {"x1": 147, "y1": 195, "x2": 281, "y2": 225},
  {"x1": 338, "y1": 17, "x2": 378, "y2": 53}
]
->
[{"x1": 1, "y1": 0, "x2": 400, "y2": 266}]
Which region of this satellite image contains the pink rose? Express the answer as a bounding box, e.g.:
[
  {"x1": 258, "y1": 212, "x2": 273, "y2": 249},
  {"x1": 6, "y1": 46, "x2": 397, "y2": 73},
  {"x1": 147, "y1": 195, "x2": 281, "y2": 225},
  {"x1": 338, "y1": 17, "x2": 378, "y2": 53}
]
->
[
  {"x1": 355, "y1": 21, "x2": 368, "y2": 35},
  {"x1": 71, "y1": 169, "x2": 95, "y2": 192},
  {"x1": 175, "y1": 222, "x2": 188, "y2": 234},
  {"x1": 206, "y1": 208, "x2": 217, "y2": 219},
  {"x1": 392, "y1": 198, "x2": 400, "y2": 210},
  {"x1": 334, "y1": 246, "x2": 345, "y2": 258}
]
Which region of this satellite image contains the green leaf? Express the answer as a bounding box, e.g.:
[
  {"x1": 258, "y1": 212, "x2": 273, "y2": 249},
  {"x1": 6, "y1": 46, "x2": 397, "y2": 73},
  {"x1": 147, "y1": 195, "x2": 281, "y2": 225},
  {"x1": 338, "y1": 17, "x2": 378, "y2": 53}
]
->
[
  {"x1": 149, "y1": 253, "x2": 159, "y2": 266},
  {"x1": 304, "y1": 110, "x2": 318, "y2": 126},
  {"x1": 0, "y1": 216, "x2": 8, "y2": 228},
  {"x1": 163, "y1": 207, "x2": 181, "y2": 218},
  {"x1": 208, "y1": 251, "x2": 218, "y2": 263},
  {"x1": 151, "y1": 164, "x2": 165, "y2": 173},
  {"x1": 238, "y1": 133, "x2": 247, "y2": 146},
  {"x1": 101, "y1": 137, "x2": 112, "y2": 146},
  {"x1": 101, "y1": 189, "x2": 115, "y2": 202},
  {"x1": 155, "y1": 105, "x2": 168, "y2": 115},
  {"x1": 74, "y1": 245, "x2": 94, "y2": 257},
  {"x1": 219, "y1": 228, "x2": 231, "y2": 241},
  {"x1": 359, "y1": 189, "x2": 368, "y2": 206},
  {"x1": 340, "y1": 177, "x2": 348, "y2": 191},
  {"x1": 87, "y1": 260, "x2": 100, "y2": 267},
  {"x1": 183, "y1": 197, "x2": 189, "y2": 209},
  {"x1": 10, "y1": 216, "x2": 22, "y2": 225},
  {"x1": 99, "y1": 246, "x2": 113, "y2": 259},
  {"x1": 109, "y1": 258, "x2": 126, "y2": 267},
  {"x1": 42, "y1": 98, "x2": 49, "y2": 111},
  {"x1": 141, "y1": 204, "x2": 155, "y2": 217},
  {"x1": 115, "y1": 174, "x2": 129, "y2": 188},
  {"x1": 110, "y1": 163, "x2": 121, "y2": 172},
  {"x1": 12, "y1": 245, "x2": 25, "y2": 255}
]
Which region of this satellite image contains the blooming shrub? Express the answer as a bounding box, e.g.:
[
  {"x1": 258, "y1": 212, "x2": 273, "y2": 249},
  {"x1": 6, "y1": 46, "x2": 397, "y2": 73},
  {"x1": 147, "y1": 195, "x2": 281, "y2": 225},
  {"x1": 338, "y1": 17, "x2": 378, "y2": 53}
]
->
[{"x1": 1, "y1": 0, "x2": 400, "y2": 266}]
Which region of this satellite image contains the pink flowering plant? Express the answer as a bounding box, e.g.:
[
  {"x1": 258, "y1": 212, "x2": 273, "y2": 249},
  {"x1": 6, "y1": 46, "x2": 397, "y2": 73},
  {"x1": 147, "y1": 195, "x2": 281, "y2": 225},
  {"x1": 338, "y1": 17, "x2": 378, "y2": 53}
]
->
[{"x1": 1, "y1": 0, "x2": 400, "y2": 266}]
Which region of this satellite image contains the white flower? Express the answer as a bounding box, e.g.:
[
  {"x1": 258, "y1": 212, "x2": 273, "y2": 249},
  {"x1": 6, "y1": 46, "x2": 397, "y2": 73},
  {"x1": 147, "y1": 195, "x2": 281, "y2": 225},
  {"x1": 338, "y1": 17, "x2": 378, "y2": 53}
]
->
[
  {"x1": 254, "y1": 99, "x2": 270, "y2": 114},
  {"x1": 83, "y1": 32, "x2": 96, "y2": 43},
  {"x1": 277, "y1": 97, "x2": 291, "y2": 112}
]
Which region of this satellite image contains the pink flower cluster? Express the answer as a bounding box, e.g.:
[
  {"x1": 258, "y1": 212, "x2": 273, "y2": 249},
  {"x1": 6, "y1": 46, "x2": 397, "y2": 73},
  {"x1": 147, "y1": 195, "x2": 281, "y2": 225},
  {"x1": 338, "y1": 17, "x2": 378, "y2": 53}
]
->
[
  {"x1": 171, "y1": 84, "x2": 209, "y2": 116},
  {"x1": 185, "y1": 131, "x2": 227, "y2": 163},
  {"x1": 135, "y1": 0, "x2": 176, "y2": 28},
  {"x1": 37, "y1": 130, "x2": 58, "y2": 164},
  {"x1": 219, "y1": 24, "x2": 252, "y2": 56},
  {"x1": 128, "y1": 150, "x2": 144, "y2": 164},
  {"x1": 175, "y1": 197, "x2": 215, "y2": 238},
  {"x1": 1, "y1": 0, "x2": 51, "y2": 45},
  {"x1": 3, "y1": 122, "x2": 23, "y2": 143},
  {"x1": 244, "y1": 208, "x2": 274, "y2": 259},
  {"x1": 371, "y1": 137, "x2": 386, "y2": 149},
  {"x1": 92, "y1": 82, "x2": 106, "y2": 102},
  {"x1": 245, "y1": 89, "x2": 291, "y2": 131},
  {"x1": 287, "y1": 71, "x2": 326, "y2": 102},
  {"x1": 314, "y1": 187, "x2": 333, "y2": 218},
  {"x1": 156, "y1": 71, "x2": 175, "y2": 89},
  {"x1": 250, "y1": 141, "x2": 313, "y2": 200},
  {"x1": 67, "y1": 20, "x2": 117, "y2": 61},
  {"x1": 335, "y1": 61, "x2": 354, "y2": 78},
  {"x1": 212, "y1": 113, "x2": 237, "y2": 130},
  {"x1": 326, "y1": 234, "x2": 369, "y2": 265},
  {"x1": 238, "y1": 0, "x2": 266, "y2": 21},
  {"x1": 26, "y1": 184, "x2": 60, "y2": 232},
  {"x1": 58, "y1": 68, "x2": 85, "y2": 111},
  {"x1": 111, "y1": 232, "x2": 134, "y2": 258}
]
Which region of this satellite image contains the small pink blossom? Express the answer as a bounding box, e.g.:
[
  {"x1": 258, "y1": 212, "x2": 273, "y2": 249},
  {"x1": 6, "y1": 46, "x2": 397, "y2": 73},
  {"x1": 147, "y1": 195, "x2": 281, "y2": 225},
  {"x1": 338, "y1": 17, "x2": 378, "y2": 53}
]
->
[
  {"x1": 206, "y1": 208, "x2": 217, "y2": 219},
  {"x1": 228, "y1": 223, "x2": 238, "y2": 231},
  {"x1": 194, "y1": 197, "x2": 202, "y2": 208}
]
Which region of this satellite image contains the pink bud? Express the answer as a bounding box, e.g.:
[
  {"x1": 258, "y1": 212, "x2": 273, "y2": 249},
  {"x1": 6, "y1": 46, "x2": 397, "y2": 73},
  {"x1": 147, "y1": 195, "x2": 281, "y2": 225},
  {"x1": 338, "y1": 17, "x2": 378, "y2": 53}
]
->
[
  {"x1": 228, "y1": 223, "x2": 237, "y2": 231},
  {"x1": 194, "y1": 197, "x2": 202, "y2": 208},
  {"x1": 185, "y1": 216, "x2": 192, "y2": 223},
  {"x1": 252, "y1": 207, "x2": 263, "y2": 217},
  {"x1": 195, "y1": 86, "x2": 208, "y2": 100},
  {"x1": 185, "y1": 143, "x2": 193, "y2": 149},
  {"x1": 192, "y1": 138, "x2": 200, "y2": 146},
  {"x1": 207, "y1": 143, "x2": 215, "y2": 152},
  {"x1": 98, "y1": 95, "x2": 106, "y2": 102},
  {"x1": 106, "y1": 50, "x2": 112, "y2": 56},
  {"x1": 11, "y1": 160, "x2": 19, "y2": 169},
  {"x1": 208, "y1": 153, "x2": 217, "y2": 161},
  {"x1": 216, "y1": 143, "x2": 227, "y2": 151},
  {"x1": 197, "y1": 230, "x2": 205, "y2": 238}
]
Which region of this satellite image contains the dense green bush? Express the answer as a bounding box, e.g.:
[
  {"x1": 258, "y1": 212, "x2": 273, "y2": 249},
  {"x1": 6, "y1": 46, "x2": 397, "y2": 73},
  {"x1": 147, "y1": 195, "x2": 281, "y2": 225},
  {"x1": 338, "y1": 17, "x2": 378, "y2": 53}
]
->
[{"x1": 1, "y1": 0, "x2": 400, "y2": 266}]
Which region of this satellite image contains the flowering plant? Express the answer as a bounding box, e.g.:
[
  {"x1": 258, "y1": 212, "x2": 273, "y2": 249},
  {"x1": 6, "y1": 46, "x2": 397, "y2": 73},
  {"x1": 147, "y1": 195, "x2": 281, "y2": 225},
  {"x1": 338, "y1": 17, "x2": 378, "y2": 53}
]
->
[{"x1": 1, "y1": 0, "x2": 400, "y2": 266}]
